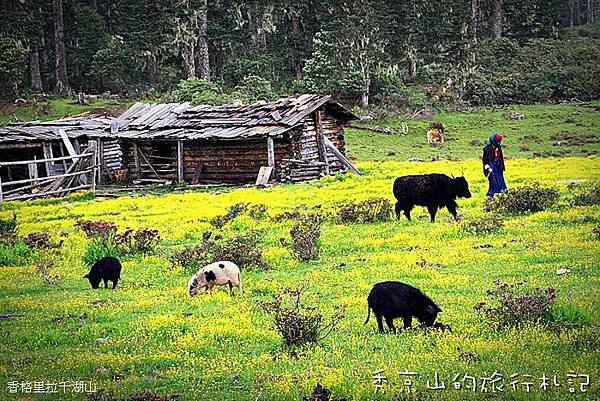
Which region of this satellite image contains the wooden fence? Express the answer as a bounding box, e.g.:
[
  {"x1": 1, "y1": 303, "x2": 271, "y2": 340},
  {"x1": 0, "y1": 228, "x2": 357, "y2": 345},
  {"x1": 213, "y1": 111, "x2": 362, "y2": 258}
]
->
[{"x1": 0, "y1": 140, "x2": 98, "y2": 202}]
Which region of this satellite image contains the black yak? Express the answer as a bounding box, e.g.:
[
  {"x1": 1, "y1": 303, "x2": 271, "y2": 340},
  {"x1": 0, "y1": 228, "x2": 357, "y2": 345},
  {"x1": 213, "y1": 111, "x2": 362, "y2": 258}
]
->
[
  {"x1": 392, "y1": 173, "x2": 471, "y2": 222},
  {"x1": 84, "y1": 256, "x2": 121, "y2": 289},
  {"x1": 365, "y1": 281, "x2": 442, "y2": 334}
]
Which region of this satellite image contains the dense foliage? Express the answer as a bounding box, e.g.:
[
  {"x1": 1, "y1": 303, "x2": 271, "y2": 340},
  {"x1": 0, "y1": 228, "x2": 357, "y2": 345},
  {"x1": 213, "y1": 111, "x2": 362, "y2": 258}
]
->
[{"x1": 1, "y1": 0, "x2": 599, "y2": 106}]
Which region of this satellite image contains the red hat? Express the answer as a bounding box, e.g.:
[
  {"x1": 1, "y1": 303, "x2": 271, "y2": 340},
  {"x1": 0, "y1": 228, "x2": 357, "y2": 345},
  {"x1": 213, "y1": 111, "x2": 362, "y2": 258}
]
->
[{"x1": 494, "y1": 133, "x2": 503, "y2": 142}]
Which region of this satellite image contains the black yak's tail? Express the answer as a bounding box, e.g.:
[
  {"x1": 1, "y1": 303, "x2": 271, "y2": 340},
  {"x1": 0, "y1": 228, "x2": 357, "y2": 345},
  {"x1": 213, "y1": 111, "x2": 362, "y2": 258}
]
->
[{"x1": 364, "y1": 307, "x2": 371, "y2": 325}]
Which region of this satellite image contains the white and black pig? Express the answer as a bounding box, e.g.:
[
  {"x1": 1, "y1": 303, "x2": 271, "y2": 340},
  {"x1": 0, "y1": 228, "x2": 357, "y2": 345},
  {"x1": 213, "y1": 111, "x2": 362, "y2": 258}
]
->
[
  {"x1": 84, "y1": 256, "x2": 122, "y2": 289},
  {"x1": 365, "y1": 281, "x2": 442, "y2": 334},
  {"x1": 188, "y1": 261, "x2": 243, "y2": 296}
]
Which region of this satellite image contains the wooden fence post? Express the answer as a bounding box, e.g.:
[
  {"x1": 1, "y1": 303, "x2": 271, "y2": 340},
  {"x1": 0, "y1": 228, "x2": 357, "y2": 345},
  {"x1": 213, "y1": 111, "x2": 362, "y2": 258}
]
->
[
  {"x1": 314, "y1": 111, "x2": 330, "y2": 175},
  {"x1": 0, "y1": 174, "x2": 3, "y2": 203},
  {"x1": 98, "y1": 139, "x2": 104, "y2": 185},
  {"x1": 267, "y1": 137, "x2": 275, "y2": 169},
  {"x1": 88, "y1": 140, "x2": 98, "y2": 191},
  {"x1": 177, "y1": 140, "x2": 184, "y2": 182},
  {"x1": 28, "y1": 158, "x2": 39, "y2": 193},
  {"x1": 133, "y1": 142, "x2": 141, "y2": 179}
]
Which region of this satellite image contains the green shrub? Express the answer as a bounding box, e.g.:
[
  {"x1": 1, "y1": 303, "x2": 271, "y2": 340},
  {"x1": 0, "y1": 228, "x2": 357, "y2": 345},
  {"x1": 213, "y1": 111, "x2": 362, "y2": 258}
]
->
[
  {"x1": 460, "y1": 214, "x2": 504, "y2": 235},
  {"x1": 0, "y1": 213, "x2": 18, "y2": 245},
  {"x1": 0, "y1": 241, "x2": 30, "y2": 267},
  {"x1": 209, "y1": 203, "x2": 249, "y2": 228},
  {"x1": 259, "y1": 286, "x2": 345, "y2": 346},
  {"x1": 172, "y1": 77, "x2": 230, "y2": 105},
  {"x1": 230, "y1": 75, "x2": 278, "y2": 103},
  {"x1": 485, "y1": 183, "x2": 559, "y2": 214},
  {"x1": 75, "y1": 220, "x2": 117, "y2": 243},
  {"x1": 211, "y1": 231, "x2": 269, "y2": 271},
  {"x1": 549, "y1": 302, "x2": 593, "y2": 327},
  {"x1": 569, "y1": 182, "x2": 600, "y2": 206},
  {"x1": 287, "y1": 214, "x2": 323, "y2": 261},
  {"x1": 248, "y1": 204, "x2": 268, "y2": 220},
  {"x1": 169, "y1": 232, "x2": 214, "y2": 272},
  {"x1": 115, "y1": 228, "x2": 161, "y2": 255},
  {"x1": 338, "y1": 198, "x2": 392, "y2": 223},
  {"x1": 82, "y1": 236, "x2": 120, "y2": 266},
  {"x1": 24, "y1": 231, "x2": 62, "y2": 250},
  {"x1": 170, "y1": 230, "x2": 269, "y2": 271},
  {"x1": 475, "y1": 281, "x2": 556, "y2": 327}
]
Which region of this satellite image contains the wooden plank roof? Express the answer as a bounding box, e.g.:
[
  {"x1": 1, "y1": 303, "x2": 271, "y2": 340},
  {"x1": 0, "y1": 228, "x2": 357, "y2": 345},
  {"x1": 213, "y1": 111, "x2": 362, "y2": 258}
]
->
[
  {"x1": 0, "y1": 94, "x2": 358, "y2": 144},
  {"x1": 0, "y1": 116, "x2": 113, "y2": 144},
  {"x1": 113, "y1": 94, "x2": 358, "y2": 140}
]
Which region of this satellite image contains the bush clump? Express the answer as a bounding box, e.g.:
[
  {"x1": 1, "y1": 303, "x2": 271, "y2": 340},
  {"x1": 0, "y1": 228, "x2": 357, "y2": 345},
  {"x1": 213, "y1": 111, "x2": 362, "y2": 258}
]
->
[
  {"x1": 114, "y1": 228, "x2": 161, "y2": 255},
  {"x1": 337, "y1": 198, "x2": 392, "y2": 223},
  {"x1": 76, "y1": 220, "x2": 161, "y2": 264},
  {"x1": 475, "y1": 280, "x2": 556, "y2": 327},
  {"x1": 76, "y1": 220, "x2": 117, "y2": 242},
  {"x1": 170, "y1": 230, "x2": 269, "y2": 271},
  {"x1": 209, "y1": 203, "x2": 249, "y2": 228},
  {"x1": 460, "y1": 213, "x2": 504, "y2": 235},
  {"x1": 259, "y1": 286, "x2": 345, "y2": 346},
  {"x1": 286, "y1": 213, "x2": 323, "y2": 261},
  {"x1": 24, "y1": 231, "x2": 63, "y2": 250},
  {"x1": 593, "y1": 225, "x2": 600, "y2": 240},
  {"x1": 0, "y1": 213, "x2": 18, "y2": 245},
  {"x1": 569, "y1": 182, "x2": 600, "y2": 206},
  {"x1": 82, "y1": 237, "x2": 120, "y2": 266},
  {"x1": 248, "y1": 204, "x2": 268, "y2": 220},
  {"x1": 484, "y1": 183, "x2": 559, "y2": 214},
  {"x1": 211, "y1": 230, "x2": 269, "y2": 270},
  {"x1": 271, "y1": 205, "x2": 326, "y2": 223}
]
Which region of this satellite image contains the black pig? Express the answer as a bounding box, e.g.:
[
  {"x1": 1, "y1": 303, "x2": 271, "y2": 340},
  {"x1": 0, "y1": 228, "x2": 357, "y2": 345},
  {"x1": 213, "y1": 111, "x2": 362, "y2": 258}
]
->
[
  {"x1": 84, "y1": 256, "x2": 121, "y2": 289},
  {"x1": 365, "y1": 281, "x2": 442, "y2": 334}
]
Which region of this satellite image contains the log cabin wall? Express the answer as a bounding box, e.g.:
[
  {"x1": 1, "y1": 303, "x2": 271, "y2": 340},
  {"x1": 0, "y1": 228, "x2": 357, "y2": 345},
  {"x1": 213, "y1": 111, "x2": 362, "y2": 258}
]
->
[
  {"x1": 183, "y1": 137, "x2": 292, "y2": 184},
  {"x1": 290, "y1": 109, "x2": 347, "y2": 173},
  {"x1": 320, "y1": 112, "x2": 346, "y2": 173},
  {"x1": 122, "y1": 140, "x2": 178, "y2": 183},
  {"x1": 98, "y1": 139, "x2": 123, "y2": 179}
]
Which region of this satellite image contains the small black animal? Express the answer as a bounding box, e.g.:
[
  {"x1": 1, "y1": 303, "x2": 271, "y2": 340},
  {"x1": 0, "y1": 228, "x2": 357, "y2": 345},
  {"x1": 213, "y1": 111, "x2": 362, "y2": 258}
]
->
[
  {"x1": 365, "y1": 281, "x2": 442, "y2": 334},
  {"x1": 392, "y1": 173, "x2": 472, "y2": 222},
  {"x1": 84, "y1": 256, "x2": 121, "y2": 289}
]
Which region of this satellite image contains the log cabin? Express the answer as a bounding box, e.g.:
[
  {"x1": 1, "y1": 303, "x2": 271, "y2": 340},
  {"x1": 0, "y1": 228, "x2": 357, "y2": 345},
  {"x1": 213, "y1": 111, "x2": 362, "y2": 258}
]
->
[
  {"x1": 0, "y1": 94, "x2": 359, "y2": 201},
  {"x1": 112, "y1": 94, "x2": 359, "y2": 184},
  {"x1": 0, "y1": 116, "x2": 116, "y2": 201}
]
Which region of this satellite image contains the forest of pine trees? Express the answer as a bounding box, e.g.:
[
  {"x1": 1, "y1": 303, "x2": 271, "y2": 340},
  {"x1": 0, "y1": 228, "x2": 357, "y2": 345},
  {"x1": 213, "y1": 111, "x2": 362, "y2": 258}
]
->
[{"x1": 0, "y1": 0, "x2": 599, "y2": 106}]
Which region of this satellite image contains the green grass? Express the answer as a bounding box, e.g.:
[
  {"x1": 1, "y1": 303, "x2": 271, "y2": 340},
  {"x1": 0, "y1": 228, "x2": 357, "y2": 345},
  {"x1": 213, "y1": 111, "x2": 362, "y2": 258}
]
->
[
  {"x1": 346, "y1": 101, "x2": 600, "y2": 162},
  {"x1": 0, "y1": 102, "x2": 599, "y2": 400},
  {"x1": 0, "y1": 98, "x2": 132, "y2": 126}
]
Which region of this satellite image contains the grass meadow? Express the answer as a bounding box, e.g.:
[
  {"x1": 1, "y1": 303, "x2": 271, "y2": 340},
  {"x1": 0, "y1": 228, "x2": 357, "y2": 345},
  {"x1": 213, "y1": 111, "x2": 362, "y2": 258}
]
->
[{"x1": 0, "y1": 103, "x2": 599, "y2": 400}]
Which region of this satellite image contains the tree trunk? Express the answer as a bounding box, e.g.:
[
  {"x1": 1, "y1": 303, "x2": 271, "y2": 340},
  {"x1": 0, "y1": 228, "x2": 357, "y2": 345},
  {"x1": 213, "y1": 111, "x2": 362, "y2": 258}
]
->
[
  {"x1": 407, "y1": 44, "x2": 417, "y2": 78},
  {"x1": 90, "y1": 0, "x2": 97, "y2": 11},
  {"x1": 197, "y1": 0, "x2": 210, "y2": 81},
  {"x1": 182, "y1": 45, "x2": 195, "y2": 78},
  {"x1": 491, "y1": 0, "x2": 503, "y2": 38},
  {"x1": 148, "y1": 53, "x2": 158, "y2": 83},
  {"x1": 587, "y1": 0, "x2": 594, "y2": 23},
  {"x1": 291, "y1": 14, "x2": 303, "y2": 79},
  {"x1": 53, "y1": 0, "x2": 69, "y2": 94},
  {"x1": 469, "y1": 0, "x2": 479, "y2": 64},
  {"x1": 569, "y1": 0, "x2": 575, "y2": 27},
  {"x1": 11, "y1": 80, "x2": 19, "y2": 98},
  {"x1": 30, "y1": 44, "x2": 43, "y2": 91},
  {"x1": 575, "y1": 0, "x2": 581, "y2": 25}
]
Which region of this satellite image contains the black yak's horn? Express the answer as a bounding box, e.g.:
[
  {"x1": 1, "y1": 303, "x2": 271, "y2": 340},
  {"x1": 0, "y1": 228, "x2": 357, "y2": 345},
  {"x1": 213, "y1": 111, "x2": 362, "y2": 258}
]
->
[
  {"x1": 451, "y1": 174, "x2": 455, "y2": 179},
  {"x1": 461, "y1": 169, "x2": 465, "y2": 176}
]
